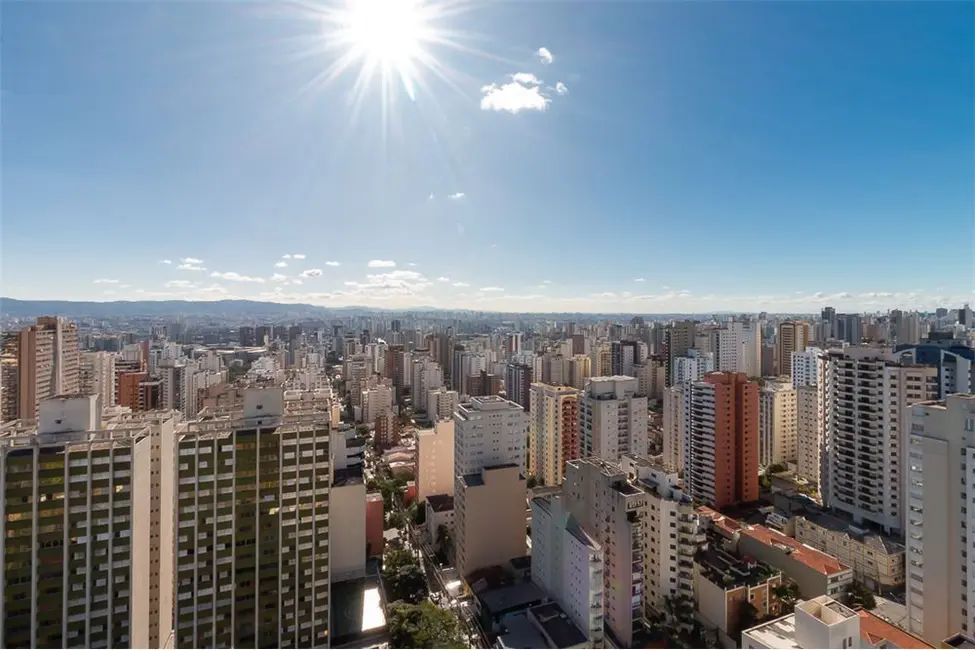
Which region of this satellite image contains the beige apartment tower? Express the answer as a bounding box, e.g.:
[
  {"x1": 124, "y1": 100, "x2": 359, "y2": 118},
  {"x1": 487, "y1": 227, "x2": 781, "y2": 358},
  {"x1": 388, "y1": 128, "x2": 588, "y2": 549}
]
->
[
  {"x1": 529, "y1": 383, "x2": 581, "y2": 486},
  {"x1": 16, "y1": 317, "x2": 80, "y2": 419},
  {"x1": 174, "y1": 387, "x2": 331, "y2": 649},
  {"x1": 777, "y1": 321, "x2": 811, "y2": 378}
]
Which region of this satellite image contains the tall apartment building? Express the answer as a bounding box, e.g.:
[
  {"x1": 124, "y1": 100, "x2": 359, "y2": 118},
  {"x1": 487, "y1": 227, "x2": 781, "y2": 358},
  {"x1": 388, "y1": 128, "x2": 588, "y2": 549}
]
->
[
  {"x1": 530, "y1": 493, "x2": 604, "y2": 646},
  {"x1": 712, "y1": 320, "x2": 762, "y2": 378},
  {"x1": 415, "y1": 419, "x2": 455, "y2": 502},
  {"x1": 777, "y1": 321, "x2": 811, "y2": 378},
  {"x1": 825, "y1": 347, "x2": 938, "y2": 534},
  {"x1": 0, "y1": 395, "x2": 168, "y2": 649},
  {"x1": 562, "y1": 456, "x2": 705, "y2": 647},
  {"x1": 528, "y1": 383, "x2": 581, "y2": 486},
  {"x1": 505, "y1": 362, "x2": 533, "y2": 412},
  {"x1": 684, "y1": 372, "x2": 759, "y2": 509},
  {"x1": 360, "y1": 384, "x2": 393, "y2": 425},
  {"x1": 427, "y1": 387, "x2": 459, "y2": 421},
  {"x1": 633, "y1": 356, "x2": 666, "y2": 401},
  {"x1": 792, "y1": 348, "x2": 829, "y2": 488},
  {"x1": 568, "y1": 354, "x2": 592, "y2": 390},
  {"x1": 792, "y1": 347, "x2": 828, "y2": 389},
  {"x1": 174, "y1": 388, "x2": 331, "y2": 648},
  {"x1": 1, "y1": 336, "x2": 20, "y2": 421},
  {"x1": 662, "y1": 384, "x2": 686, "y2": 471},
  {"x1": 453, "y1": 396, "x2": 529, "y2": 580},
  {"x1": 16, "y1": 317, "x2": 81, "y2": 419},
  {"x1": 672, "y1": 349, "x2": 714, "y2": 385},
  {"x1": 905, "y1": 394, "x2": 975, "y2": 643},
  {"x1": 580, "y1": 376, "x2": 648, "y2": 462},
  {"x1": 665, "y1": 320, "x2": 696, "y2": 387},
  {"x1": 759, "y1": 378, "x2": 797, "y2": 467},
  {"x1": 80, "y1": 351, "x2": 116, "y2": 410},
  {"x1": 611, "y1": 340, "x2": 644, "y2": 377}
]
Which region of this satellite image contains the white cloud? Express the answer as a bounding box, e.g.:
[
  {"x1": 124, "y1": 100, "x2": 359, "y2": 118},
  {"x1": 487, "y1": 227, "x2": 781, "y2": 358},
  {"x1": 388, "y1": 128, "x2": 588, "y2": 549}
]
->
[
  {"x1": 292, "y1": 254, "x2": 306, "y2": 260},
  {"x1": 555, "y1": 81, "x2": 568, "y2": 95},
  {"x1": 438, "y1": 277, "x2": 451, "y2": 282},
  {"x1": 479, "y1": 286, "x2": 504, "y2": 292},
  {"x1": 160, "y1": 259, "x2": 172, "y2": 265},
  {"x1": 275, "y1": 261, "x2": 288, "y2": 268},
  {"x1": 427, "y1": 193, "x2": 435, "y2": 200},
  {"x1": 300, "y1": 269, "x2": 323, "y2": 278},
  {"x1": 481, "y1": 80, "x2": 551, "y2": 114},
  {"x1": 633, "y1": 278, "x2": 646, "y2": 282},
  {"x1": 536, "y1": 47, "x2": 553, "y2": 64},
  {"x1": 283, "y1": 254, "x2": 292, "y2": 259},
  {"x1": 325, "y1": 261, "x2": 341, "y2": 267},
  {"x1": 270, "y1": 273, "x2": 288, "y2": 283},
  {"x1": 542, "y1": 280, "x2": 552, "y2": 284},
  {"x1": 452, "y1": 282, "x2": 469, "y2": 287},
  {"x1": 177, "y1": 263, "x2": 207, "y2": 272},
  {"x1": 165, "y1": 280, "x2": 195, "y2": 288},
  {"x1": 93, "y1": 278, "x2": 119, "y2": 284},
  {"x1": 448, "y1": 192, "x2": 466, "y2": 200},
  {"x1": 407, "y1": 262, "x2": 417, "y2": 267},
  {"x1": 180, "y1": 257, "x2": 204, "y2": 265},
  {"x1": 102, "y1": 290, "x2": 117, "y2": 296},
  {"x1": 368, "y1": 260, "x2": 396, "y2": 268},
  {"x1": 291, "y1": 279, "x2": 303, "y2": 285},
  {"x1": 511, "y1": 72, "x2": 541, "y2": 86},
  {"x1": 119, "y1": 284, "x2": 131, "y2": 289},
  {"x1": 210, "y1": 271, "x2": 265, "y2": 283}
]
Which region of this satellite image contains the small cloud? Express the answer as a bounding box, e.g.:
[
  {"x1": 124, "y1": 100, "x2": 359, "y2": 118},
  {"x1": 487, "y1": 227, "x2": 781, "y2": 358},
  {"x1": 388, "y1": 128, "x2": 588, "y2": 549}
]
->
[
  {"x1": 102, "y1": 290, "x2": 117, "y2": 296},
  {"x1": 536, "y1": 47, "x2": 553, "y2": 64},
  {"x1": 177, "y1": 263, "x2": 207, "y2": 272},
  {"x1": 633, "y1": 278, "x2": 645, "y2": 282},
  {"x1": 165, "y1": 280, "x2": 195, "y2": 288},
  {"x1": 119, "y1": 284, "x2": 131, "y2": 289},
  {"x1": 275, "y1": 261, "x2": 288, "y2": 268},
  {"x1": 427, "y1": 193, "x2": 435, "y2": 200},
  {"x1": 542, "y1": 280, "x2": 552, "y2": 284},
  {"x1": 160, "y1": 259, "x2": 172, "y2": 265},
  {"x1": 452, "y1": 282, "x2": 470, "y2": 287},
  {"x1": 291, "y1": 279, "x2": 303, "y2": 285},
  {"x1": 283, "y1": 254, "x2": 292, "y2": 259},
  {"x1": 292, "y1": 254, "x2": 306, "y2": 260},
  {"x1": 406, "y1": 262, "x2": 417, "y2": 267},
  {"x1": 480, "y1": 286, "x2": 504, "y2": 292},
  {"x1": 448, "y1": 192, "x2": 466, "y2": 200},
  {"x1": 93, "y1": 278, "x2": 119, "y2": 284},
  {"x1": 270, "y1": 273, "x2": 288, "y2": 283},
  {"x1": 210, "y1": 271, "x2": 265, "y2": 283},
  {"x1": 325, "y1": 261, "x2": 341, "y2": 267},
  {"x1": 481, "y1": 80, "x2": 551, "y2": 114},
  {"x1": 368, "y1": 260, "x2": 396, "y2": 268},
  {"x1": 438, "y1": 277, "x2": 451, "y2": 282},
  {"x1": 511, "y1": 72, "x2": 541, "y2": 86},
  {"x1": 180, "y1": 257, "x2": 204, "y2": 265},
  {"x1": 555, "y1": 81, "x2": 568, "y2": 95},
  {"x1": 300, "y1": 269, "x2": 323, "y2": 278}
]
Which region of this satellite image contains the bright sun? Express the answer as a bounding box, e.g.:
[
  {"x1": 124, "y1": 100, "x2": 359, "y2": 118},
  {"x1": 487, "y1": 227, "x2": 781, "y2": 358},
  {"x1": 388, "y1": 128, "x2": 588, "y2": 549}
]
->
[{"x1": 327, "y1": 0, "x2": 438, "y2": 101}]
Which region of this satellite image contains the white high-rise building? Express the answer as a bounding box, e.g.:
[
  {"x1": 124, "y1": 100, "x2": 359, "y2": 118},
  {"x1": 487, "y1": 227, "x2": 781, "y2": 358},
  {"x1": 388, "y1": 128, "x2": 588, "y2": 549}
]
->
[
  {"x1": 825, "y1": 347, "x2": 939, "y2": 534},
  {"x1": 580, "y1": 376, "x2": 648, "y2": 461},
  {"x1": 905, "y1": 394, "x2": 975, "y2": 643},
  {"x1": 793, "y1": 348, "x2": 829, "y2": 489},
  {"x1": 427, "y1": 387, "x2": 459, "y2": 422},
  {"x1": 361, "y1": 384, "x2": 393, "y2": 425},
  {"x1": 530, "y1": 493, "x2": 604, "y2": 646},
  {"x1": 759, "y1": 378, "x2": 797, "y2": 467},
  {"x1": 411, "y1": 359, "x2": 443, "y2": 413},
  {"x1": 713, "y1": 320, "x2": 762, "y2": 377},
  {"x1": 672, "y1": 349, "x2": 714, "y2": 385},
  {"x1": 792, "y1": 347, "x2": 828, "y2": 388},
  {"x1": 453, "y1": 395, "x2": 528, "y2": 475}
]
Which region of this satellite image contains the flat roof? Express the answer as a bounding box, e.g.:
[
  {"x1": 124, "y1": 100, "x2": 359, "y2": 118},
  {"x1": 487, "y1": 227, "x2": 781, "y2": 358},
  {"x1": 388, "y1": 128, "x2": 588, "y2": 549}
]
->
[
  {"x1": 530, "y1": 602, "x2": 588, "y2": 648},
  {"x1": 743, "y1": 613, "x2": 800, "y2": 649},
  {"x1": 333, "y1": 466, "x2": 364, "y2": 487},
  {"x1": 478, "y1": 581, "x2": 546, "y2": 615},
  {"x1": 426, "y1": 493, "x2": 454, "y2": 512},
  {"x1": 329, "y1": 575, "x2": 387, "y2": 646}
]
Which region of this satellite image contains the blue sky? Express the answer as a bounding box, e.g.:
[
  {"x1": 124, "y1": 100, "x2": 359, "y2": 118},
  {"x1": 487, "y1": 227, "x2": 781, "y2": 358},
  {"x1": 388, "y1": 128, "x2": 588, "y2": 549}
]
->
[{"x1": 3, "y1": 0, "x2": 973, "y2": 313}]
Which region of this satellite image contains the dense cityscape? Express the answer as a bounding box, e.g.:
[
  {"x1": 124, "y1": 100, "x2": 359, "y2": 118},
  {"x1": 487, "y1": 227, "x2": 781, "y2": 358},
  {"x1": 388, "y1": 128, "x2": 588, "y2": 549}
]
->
[{"x1": 0, "y1": 301, "x2": 973, "y2": 648}]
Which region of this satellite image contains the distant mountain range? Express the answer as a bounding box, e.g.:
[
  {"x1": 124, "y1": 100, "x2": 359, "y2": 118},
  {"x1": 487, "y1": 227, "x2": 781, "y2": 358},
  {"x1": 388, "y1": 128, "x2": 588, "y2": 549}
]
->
[
  {"x1": 0, "y1": 297, "x2": 749, "y2": 320},
  {"x1": 0, "y1": 298, "x2": 331, "y2": 319}
]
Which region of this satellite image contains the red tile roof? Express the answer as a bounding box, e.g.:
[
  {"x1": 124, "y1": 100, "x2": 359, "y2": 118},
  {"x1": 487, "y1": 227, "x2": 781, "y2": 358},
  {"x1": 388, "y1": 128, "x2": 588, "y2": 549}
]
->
[
  {"x1": 741, "y1": 524, "x2": 850, "y2": 576},
  {"x1": 857, "y1": 610, "x2": 933, "y2": 649}
]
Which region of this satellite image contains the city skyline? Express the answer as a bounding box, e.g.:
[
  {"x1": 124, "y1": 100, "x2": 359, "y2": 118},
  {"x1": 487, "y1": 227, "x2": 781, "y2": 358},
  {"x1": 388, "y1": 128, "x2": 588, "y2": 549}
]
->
[{"x1": 4, "y1": 1, "x2": 973, "y2": 312}]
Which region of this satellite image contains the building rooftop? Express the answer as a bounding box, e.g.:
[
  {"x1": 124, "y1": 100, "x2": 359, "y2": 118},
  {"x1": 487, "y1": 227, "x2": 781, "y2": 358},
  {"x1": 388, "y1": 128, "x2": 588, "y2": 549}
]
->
[
  {"x1": 426, "y1": 493, "x2": 454, "y2": 513},
  {"x1": 857, "y1": 610, "x2": 933, "y2": 649},
  {"x1": 333, "y1": 466, "x2": 365, "y2": 487},
  {"x1": 478, "y1": 581, "x2": 547, "y2": 616},
  {"x1": 799, "y1": 511, "x2": 905, "y2": 554},
  {"x1": 943, "y1": 633, "x2": 975, "y2": 649},
  {"x1": 743, "y1": 613, "x2": 801, "y2": 649},
  {"x1": 696, "y1": 547, "x2": 780, "y2": 589},
  {"x1": 741, "y1": 525, "x2": 850, "y2": 576},
  {"x1": 530, "y1": 602, "x2": 588, "y2": 648}
]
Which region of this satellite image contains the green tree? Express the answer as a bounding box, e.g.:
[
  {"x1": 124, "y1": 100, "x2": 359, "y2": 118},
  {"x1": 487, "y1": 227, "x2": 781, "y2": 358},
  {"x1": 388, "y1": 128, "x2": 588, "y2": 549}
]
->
[
  {"x1": 844, "y1": 582, "x2": 877, "y2": 610},
  {"x1": 386, "y1": 510, "x2": 406, "y2": 531},
  {"x1": 412, "y1": 500, "x2": 426, "y2": 525},
  {"x1": 382, "y1": 548, "x2": 428, "y2": 604},
  {"x1": 773, "y1": 579, "x2": 801, "y2": 615},
  {"x1": 388, "y1": 600, "x2": 466, "y2": 649}
]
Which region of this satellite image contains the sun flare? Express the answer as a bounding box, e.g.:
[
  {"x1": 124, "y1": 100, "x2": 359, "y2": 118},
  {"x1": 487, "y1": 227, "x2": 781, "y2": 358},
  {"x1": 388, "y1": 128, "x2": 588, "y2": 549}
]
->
[{"x1": 327, "y1": 0, "x2": 440, "y2": 101}]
